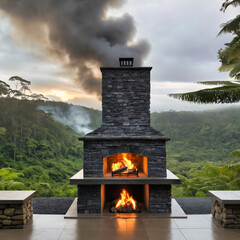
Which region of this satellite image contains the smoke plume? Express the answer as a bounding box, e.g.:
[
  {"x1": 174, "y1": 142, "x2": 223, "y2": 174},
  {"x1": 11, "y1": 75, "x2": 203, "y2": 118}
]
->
[
  {"x1": 38, "y1": 105, "x2": 92, "y2": 134},
  {"x1": 0, "y1": 0, "x2": 150, "y2": 96}
]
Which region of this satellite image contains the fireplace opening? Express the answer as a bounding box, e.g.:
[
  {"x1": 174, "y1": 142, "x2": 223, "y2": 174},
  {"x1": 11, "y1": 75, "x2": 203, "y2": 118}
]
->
[
  {"x1": 103, "y1": 153, "x2": 148, "y2": 177},
  {"x1": 101, "y1": 184, "x2": 149, "y2": 213}
]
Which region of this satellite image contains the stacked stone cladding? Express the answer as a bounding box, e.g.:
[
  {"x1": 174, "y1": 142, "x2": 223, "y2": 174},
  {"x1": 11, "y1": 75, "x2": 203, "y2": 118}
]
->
[
  {"x1": 0, "y1": 198, "x2": 33, "y2": 229},
  {"x1": 83, "y1": 139, "x2": 167, "y2": 178},
  {"x1": 77, "y1": 185, "x2": 101, "y2": 214},
  {"x1": 149, "y1": 185, "x2": 171, "y2": 213},
  {"x1": 101, "y1": 67, "x2": 151, "y2": 128},
  {"x1": 212, "y1": 198, "x2": 240, "y2": 228}
]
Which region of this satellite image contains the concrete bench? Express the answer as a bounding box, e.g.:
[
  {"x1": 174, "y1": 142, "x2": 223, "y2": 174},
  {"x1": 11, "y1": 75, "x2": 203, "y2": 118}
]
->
[
  {"x1": 0, "y1": 190, "x2": 36, "y2": 229},
  {"x1": 208, "y1": 191, "x2": 240, "y2": 228}
]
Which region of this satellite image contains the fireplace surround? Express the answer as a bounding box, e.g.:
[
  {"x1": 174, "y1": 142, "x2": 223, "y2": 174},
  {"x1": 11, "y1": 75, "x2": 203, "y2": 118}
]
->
[{"x1": 70, "y1": 58, "x2": 180, "y2": 213}]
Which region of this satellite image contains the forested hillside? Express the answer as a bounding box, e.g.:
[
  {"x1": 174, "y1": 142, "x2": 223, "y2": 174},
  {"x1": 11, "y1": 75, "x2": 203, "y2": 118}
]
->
[
  {"x1": 1, "y1": 95, "x2": 240, "y2": 197},
  {"x1": 0, "y1": 97, "x2": 100, "y2": 196},
  {"x1": 151, "y1": 109, "x2": 240, "y2": 196},
  {"x1": 151, "y1": 109, "x2": 240, "y2": 174}
]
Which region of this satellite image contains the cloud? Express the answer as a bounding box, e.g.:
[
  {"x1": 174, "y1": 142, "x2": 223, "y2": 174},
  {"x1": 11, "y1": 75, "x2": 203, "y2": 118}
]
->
[
  {"x1": 0, "y1": 0, "x2": 150, "y2": 97},
  {"x1": 116, "y1": 0, "x2": 237, "y2": 83}
]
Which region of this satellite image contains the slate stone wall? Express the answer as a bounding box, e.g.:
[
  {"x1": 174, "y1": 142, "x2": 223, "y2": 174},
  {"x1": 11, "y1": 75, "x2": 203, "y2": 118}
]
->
[
  {"x1": 83, "y1": 139, "x2": 167, "y2": 178},
  {"x1": 77, "y1": 185, "x2": 101, "y2": 214},
  {"x1": 101, "y1": 67, "x2": 151, "y2": 127},
  {"x1": 149, "y1": 185, "x2": 171, "y2": 213}
]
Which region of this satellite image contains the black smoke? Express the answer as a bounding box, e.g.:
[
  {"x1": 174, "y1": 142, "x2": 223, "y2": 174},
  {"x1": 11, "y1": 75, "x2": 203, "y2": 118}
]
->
[{"x1": 0, "y1": 0, "x2": 150, "y2": 96}]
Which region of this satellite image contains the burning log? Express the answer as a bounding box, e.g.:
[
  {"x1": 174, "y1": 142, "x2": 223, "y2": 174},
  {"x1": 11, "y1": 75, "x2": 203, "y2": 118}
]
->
[
  {"x1": 111, "y1": 153, "x2": 139, "y2": 177},
  {"x1": 128, "y1": 169, "x2": 138, "y2": 177},
  {"x1": 112, "y1": 166, "x2": 127, "y2": 176},
  {"x1": 110, "y1": 189, "x2": 141, "y2": 213}
]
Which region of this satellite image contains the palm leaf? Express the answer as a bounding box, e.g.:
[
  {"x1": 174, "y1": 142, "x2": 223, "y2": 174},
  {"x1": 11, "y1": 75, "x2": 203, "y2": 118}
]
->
[
  {"x1": 169, "y1": 85, "x2": 240, "y2": 104},
  {"x1": 218, "y1": 15, "x2": 240, "y2": 35},
  {"x1": 219, "y1": 63, "x2": 237, "y2": 72},
  {"x1": 230, "y1": 62, "x2": 240, "y2": 77},
  {"x1": 221, "y1": 0, "x2": 240, "y2": 12},
  {"x1": 197, "y1": 81, "x2": 239, "y2": 86}
]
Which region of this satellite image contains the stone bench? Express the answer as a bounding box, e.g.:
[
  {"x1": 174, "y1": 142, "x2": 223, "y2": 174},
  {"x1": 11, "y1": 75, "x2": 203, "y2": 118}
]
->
[
  {"x1": 0, "y1": 190, "x2": 36, "y2": 229},
  {"x1": 208, "y1": 191, "x2": 240, "y2": 228}
]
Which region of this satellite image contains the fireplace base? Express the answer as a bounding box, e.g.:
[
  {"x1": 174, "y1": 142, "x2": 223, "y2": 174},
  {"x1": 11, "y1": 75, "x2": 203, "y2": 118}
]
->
[
  {"x1": 71, "y1": 169, "x2": 179, "y2": 214},
  {"x1": 77, "y1": 184, "x2": 171, "y2": 214}
]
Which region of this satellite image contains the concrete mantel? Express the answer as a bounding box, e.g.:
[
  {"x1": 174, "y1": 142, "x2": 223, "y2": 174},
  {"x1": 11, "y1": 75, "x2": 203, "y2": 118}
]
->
[{"x1": 70, "y1": 169, "x2": 180, "y2": 185}]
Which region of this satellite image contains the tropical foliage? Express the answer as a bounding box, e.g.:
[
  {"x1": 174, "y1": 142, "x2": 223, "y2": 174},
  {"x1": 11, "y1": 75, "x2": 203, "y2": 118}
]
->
[
  {"x1": 173, "y1": 163, "x2": 240, "y2": 197},
  {"x1": 151, "y1": 109, "x2": 240, "y2": 197},
  {"x1": 169, "y1": 0, "x2": 240, "y2": 104},
  {"x1": 0, "y1": 97, "x2": 85, "y2": 197}
]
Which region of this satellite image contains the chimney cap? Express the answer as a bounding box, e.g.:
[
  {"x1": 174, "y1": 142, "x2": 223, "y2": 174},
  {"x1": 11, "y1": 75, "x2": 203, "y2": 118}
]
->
[{"x1": 119, "y1": 58, "x2": 134, "y2": 67}]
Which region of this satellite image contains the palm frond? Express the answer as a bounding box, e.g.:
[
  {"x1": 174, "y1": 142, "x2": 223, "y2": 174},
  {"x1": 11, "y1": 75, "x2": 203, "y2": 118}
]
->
[
  {"x1": 169, "y1": 85, "x2": 240, "y2": 104},
  {"x1": 197, "y1": 81, "x2": 239, "y2": 86},
  {"x1": 221, "y1": 0, "x2": 240, "y2": 12},
  {"x1": 219, "y1": 63, "x2": 236, "y2": 72},
  {"x1": 218, "y1": 15, "x2": 240, "y2": 35},
  {"x1": 227, "y1": 43, "x2": 240, "y2": 62},
  {"x1": 236, "y1": 73, "x2": 240, "y2": 79},
  {"x1": 230, "y1": 62, "x2": 240, "y2": 77}
]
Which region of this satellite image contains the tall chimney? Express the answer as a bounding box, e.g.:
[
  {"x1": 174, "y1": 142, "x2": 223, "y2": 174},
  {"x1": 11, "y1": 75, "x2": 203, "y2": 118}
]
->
[{"x1": 100, "y1": 58, "x2": 152, "y2": 129}]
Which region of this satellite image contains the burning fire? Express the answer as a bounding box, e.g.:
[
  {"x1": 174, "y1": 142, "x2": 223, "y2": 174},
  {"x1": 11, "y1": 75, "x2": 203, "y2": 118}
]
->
[
  {"x1": 115, "y1": 189, "x2": 137, "y2": 210},
  {"x1": 111, "y1": 153, "x2": 136, "y2": 171}
]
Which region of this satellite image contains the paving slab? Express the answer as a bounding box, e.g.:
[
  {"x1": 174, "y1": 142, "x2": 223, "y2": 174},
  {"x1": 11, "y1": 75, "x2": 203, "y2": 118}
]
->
[{"x1": 1, "y1": 214, "x2": 240, "y2": 240}]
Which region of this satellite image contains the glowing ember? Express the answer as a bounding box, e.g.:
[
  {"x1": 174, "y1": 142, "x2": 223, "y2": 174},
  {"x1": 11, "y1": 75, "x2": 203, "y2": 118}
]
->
[
  {"x1": 115, "y1": 189, "x2": 137, "y2": 210},
  {"x1": 111, "y1": 153, "x2": 136, "y2": 171}
]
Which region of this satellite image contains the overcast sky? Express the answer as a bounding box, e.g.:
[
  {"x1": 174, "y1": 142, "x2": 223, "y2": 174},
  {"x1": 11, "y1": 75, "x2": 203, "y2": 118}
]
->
[{"x1": 0, "y1": 0, "x2": 239, "y2": 111}]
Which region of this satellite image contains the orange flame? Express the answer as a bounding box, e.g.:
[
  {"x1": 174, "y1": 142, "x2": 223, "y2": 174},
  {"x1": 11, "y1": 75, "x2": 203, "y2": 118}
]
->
[
  {"x1": 115, "y1": 189, "x2": 137, "y2": 210},
  {"x1": 111, "y1": 153, "x2": 136, "y2": 171}
]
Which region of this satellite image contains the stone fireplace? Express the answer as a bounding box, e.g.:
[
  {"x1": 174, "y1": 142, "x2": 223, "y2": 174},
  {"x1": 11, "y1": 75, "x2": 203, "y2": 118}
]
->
[{"x1": 70, "y1": 58, "x2": 180, "y2": 214}]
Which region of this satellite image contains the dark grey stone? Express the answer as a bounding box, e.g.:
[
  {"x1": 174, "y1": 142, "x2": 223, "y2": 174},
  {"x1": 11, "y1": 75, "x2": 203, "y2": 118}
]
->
[
  {"x1": 77, "y1": 185, "x2": 101, "y2": 214},
  {"x1": 33, "y1": 197, "x2": 75, "y2": 214},
  {"x1": 149, "y1": 185, "x2": 171, "y2": 213}
]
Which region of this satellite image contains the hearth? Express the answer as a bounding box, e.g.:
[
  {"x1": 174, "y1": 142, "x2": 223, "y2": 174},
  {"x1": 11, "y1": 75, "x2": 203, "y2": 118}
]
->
[{"x1": 70, "y1": 58, "x2": 180, "y2": 214}]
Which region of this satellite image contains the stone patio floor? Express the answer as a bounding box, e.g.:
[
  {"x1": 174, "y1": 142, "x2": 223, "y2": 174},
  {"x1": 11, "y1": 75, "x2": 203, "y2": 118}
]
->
[{"x1": 1, "y1": 214, "x2": 240, "y2": 240}]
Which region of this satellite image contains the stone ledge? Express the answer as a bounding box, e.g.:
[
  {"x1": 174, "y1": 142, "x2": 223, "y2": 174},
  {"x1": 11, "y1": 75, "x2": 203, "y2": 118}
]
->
[
  {"x1": 70, "y1": 169, "x2": 180, "y2": 185},
  {"x1": 100, "y1": 67, "x2": 152, "y2": 71},
  {"x1": 78, "y1": 135, "x2": 170, "y2": 141},
  {"x1": 208, "y1": 191, "x2": 240, "y2": 205},
  {"x1": 0, "y1": 191, "x2": 36, "y2": 204}
]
